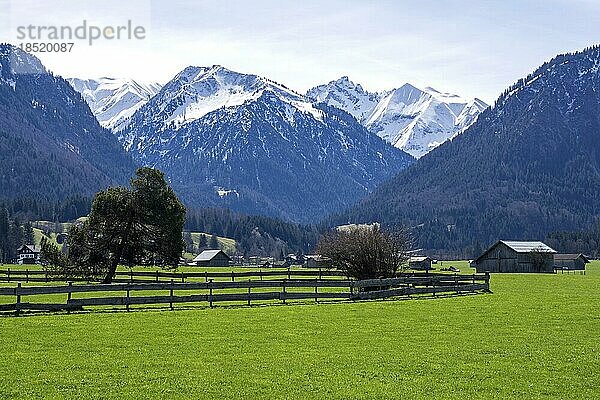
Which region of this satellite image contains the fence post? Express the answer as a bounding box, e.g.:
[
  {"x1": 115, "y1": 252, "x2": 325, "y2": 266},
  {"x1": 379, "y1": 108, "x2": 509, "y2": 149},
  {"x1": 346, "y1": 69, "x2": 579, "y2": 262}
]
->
[
  {"x1": 45, "y1": 270, "x2": 48, "y2": 283},
  {"x1": 455, "y1": 273, "x2": 459, "y2": 295},
  {"x1": 169, "y1": 279, "x2": 174, "y2": 311},
  {"x1": 26, "y1": 269, "x2": 29, "y2": 283},
  {"x1": 231, "y1": 271, "x2": 235, "y2": 282},
  {"x1": 205, "y1": 271, "x2": 208, "y2": 282},
  {"x1": 287, "y1": 268, "x2": 291, "y2": 280},
  {"x1": 485, "y1": 271, "x2": 490, "y2": 292},
  {"x1": 247, "y1": 280, "x2": 251, "y2": 307},
  {"x1": 349, "y1": 280, "x2": 354, "y2": 300},
  {"x1": 282, "y1": 279, "x2": 287, "y2": 304},
  {"x1": 130, "y1": 270, "x2": 133, "y2": 283},
  {"x1": 156, "y1": 270, "x2": 159, "y2": 282},
  {"x1": 260, "y1": 269, "x2": 263, "y2": 281},
  {"x1": 314, "y1": 279, "x2": 318, "y2": 303},
  {"x1": 126, "y1": 285, "x2": 130, "y2": 312},
  {"x1": 319, "y1": 268, "x2": 322, "y2": 280},
  {"x1": 15, "y1": 282, "x2": 21, "y2": 314},
  {"x1": 181, "y1": 272, "x2": 185, "y2": 283},
  {"x1": 432, "y1": 278, "x2": 436, "y2": 297},
  {"x1": 7, "y1": 268, "x2": 10, "y2": 283},
  {"x1": 209, "y1": 279, "x2": 214, "y2": 308}
]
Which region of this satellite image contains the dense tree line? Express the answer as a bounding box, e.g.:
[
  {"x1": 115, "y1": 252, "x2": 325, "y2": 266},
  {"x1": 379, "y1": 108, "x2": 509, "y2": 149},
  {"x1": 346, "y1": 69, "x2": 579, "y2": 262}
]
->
[
  {"x1": 0, "y1": 206, "x2": 34, "y2": 262},
  {"x1": 185, "y1": 207, "x2": 319, "y2": 257},
  {"x1": 0, "y1": 196, "x2": 91, "y2": 222},
  {"x1": 546, "y1": 223, "x2": 600, "y2": 258}
]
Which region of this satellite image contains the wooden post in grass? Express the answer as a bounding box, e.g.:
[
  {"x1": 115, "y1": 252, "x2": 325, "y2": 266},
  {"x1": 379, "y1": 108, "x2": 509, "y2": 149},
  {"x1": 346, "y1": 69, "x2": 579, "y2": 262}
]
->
[
  {"x1": 25, "y1": 269, "x2": 29, "y2": 283},
  {"x1": 287, "y1": 268, "x2": 291, "y2": 280},
  {"x1": 45, "y1": 270, "x2": 48, "y2": 283},
  {"x1": 130, "y1": 270, "x2": 133, "y2": 283},
  {"x1": 205, "y1": 271, "x2": 208, "y2": 282},
  {"x1": 7, "y1": 268, "x2": 10, "y2": 283},
  {"x1": 181, "y1": 272, "x2": 185, "y2": 283},
  {"x1": 156, "y1": 270, "x2": 159, "y2": 282},
  {"x1": 455, "y1": 274, "x2": 459, "y2": 295},
  {"x1": 247, "y1": 280, "x2": 251, "y2": 307},
  {"x1": 319, "y1": 268, "x2": 322, "y2": 280},
  {"x1": 485, "y1": 271, "x2": 491, "y2": 292},
  {"x1": 169, "y1": 279, "x2": 174, "y2": 311},
  {"x1": 231, "y1": 271, "x2": 235, "y2": 282},
  {"x1": 209, "y1": 279, "x2": 214, "y2": 308},
  {"x1": 282, "y1": 279, "x2": 287, "y2": 304},
  {"x1": 260, "y1": 269, "x2": 263, "y2": 281},
  {"x1": 314, "y1": 279, "x2": 318, "y2": 303},
  {"x1": 126, "y1": 285, "x2": 130, "y2": 312},
  {"x1": 15, "y1": 282, "x2": 21, "y2": 315}
]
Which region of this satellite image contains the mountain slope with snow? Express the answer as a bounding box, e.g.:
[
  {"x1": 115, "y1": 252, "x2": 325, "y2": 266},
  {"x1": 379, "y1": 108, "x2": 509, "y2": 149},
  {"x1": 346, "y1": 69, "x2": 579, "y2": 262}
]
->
[
  {"x1": 121, "y1": 65, "x2": 413, "y2": 222},
  {"x1": 307, "y1": 78, "x2": 488, "y2": 158},
  {"x1": 0, "y1": 44, "x2": 135, "y2": 200},
  {"x1": 67, "y1": 77, "x2": 161, "y2": 131}
]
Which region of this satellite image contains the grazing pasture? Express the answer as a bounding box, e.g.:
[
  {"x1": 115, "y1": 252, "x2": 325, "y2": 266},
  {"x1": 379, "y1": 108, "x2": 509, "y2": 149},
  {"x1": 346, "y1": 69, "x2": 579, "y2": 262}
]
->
[{"x1": 0, "y1": 261, "x2": 598, "y2": 399}]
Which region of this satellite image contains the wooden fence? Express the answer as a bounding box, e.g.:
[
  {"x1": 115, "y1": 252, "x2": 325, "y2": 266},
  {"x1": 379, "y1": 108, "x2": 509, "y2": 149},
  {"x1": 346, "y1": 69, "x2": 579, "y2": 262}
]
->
[
  {"x1": 0, "y1": 268, "x2": 347, "y2": 284},
  {"x1": 0, "y1": 273, "x2": 491, "y2": 313}
]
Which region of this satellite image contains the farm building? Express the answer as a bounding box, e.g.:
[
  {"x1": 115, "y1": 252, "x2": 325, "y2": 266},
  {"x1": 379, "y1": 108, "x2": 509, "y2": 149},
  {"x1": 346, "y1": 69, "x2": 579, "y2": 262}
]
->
[
  {"x1": 192, "y1": 250, "x2": 231, "y2": 267},
  {"x1": 474, "y1": 241, "x2": 556, "y2": 273},
  {"x1": 16, "y1": 244, "x2": 41, "y2": 265},
  {"x1": 409, "y1": 256, "x2": 433, "y2": 271},
  {"x1": 304, "y1": 255, "x2": 331, "y2": 269},
  {"x1": 554, "y1": 254, "x2": 590, "y2": 271}
]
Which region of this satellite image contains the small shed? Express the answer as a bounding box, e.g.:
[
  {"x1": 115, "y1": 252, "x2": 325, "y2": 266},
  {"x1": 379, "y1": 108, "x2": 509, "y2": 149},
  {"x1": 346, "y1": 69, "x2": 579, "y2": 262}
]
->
[
  {"x1": 304, "y1": 255, "x2": 331, "y2": 269},
  {"x1": 554, "y1": 254, "x2": 590, "y2": 271},
  {"x1": 474, "y1": 241, "x2": 556, "y2": 273},
  {"x1": 17, "y1": 244, "x2": 41, "y2": 265},
  {"x1": 409, "y1": 256, "x2": 433, "y2": 271},
  {"x1": 192, "y1": 250, "x2": 231, "y2": 267}
]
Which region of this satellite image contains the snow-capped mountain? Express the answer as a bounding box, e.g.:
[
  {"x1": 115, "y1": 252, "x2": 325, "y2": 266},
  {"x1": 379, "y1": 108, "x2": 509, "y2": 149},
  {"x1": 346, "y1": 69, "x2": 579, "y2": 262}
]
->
[
  {"x1": 307, "y1": 78, "x2": 488, "y2": 158},
  {"x1": 121, "y1": 65, "x2": 414, "y2": 222},
  {"x1": 67, "y1": 77, "x2": 162, "y2": 131}
]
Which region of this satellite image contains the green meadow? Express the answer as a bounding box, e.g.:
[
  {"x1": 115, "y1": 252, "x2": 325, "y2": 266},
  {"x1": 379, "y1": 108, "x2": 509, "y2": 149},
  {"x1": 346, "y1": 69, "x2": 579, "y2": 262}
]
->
[{"x1": 0, "y1": 262, "x2": 598, "y2": 399}]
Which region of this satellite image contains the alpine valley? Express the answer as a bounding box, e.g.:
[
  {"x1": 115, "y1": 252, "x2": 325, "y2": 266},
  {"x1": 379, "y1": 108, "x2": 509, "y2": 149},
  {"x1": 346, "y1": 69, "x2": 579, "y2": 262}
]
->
[
  {"x1": 114, "y1": 65, "x2": 414, "y2": 223},
  {"x1": 330, "y1": 45, "x2": 600, "y2": 257}
]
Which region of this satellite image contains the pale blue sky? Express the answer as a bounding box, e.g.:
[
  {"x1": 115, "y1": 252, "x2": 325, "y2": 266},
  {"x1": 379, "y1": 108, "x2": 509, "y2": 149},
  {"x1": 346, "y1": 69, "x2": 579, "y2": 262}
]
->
[{"x1": 2, "y1": 0, "x2": 600, "y2": 102}]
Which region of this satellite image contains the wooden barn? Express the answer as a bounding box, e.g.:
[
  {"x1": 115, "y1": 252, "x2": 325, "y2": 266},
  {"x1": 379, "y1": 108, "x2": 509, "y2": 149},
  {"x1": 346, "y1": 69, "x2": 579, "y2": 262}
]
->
[
  {"x1": 474, "y1": 241, "x2": 556, "y2": 273},
  {"x1": 192, "y1": 250, "x2": 231, "y2": 267},
  {"x1": 409, "y1": 256, "x2": 433, "y2": 271},
  {"x1": 16, "y1": 244, "x2": 41, "y2": 265},
  {"x1": 554, "y1": 254, "x2": 590, "y2": 271}
]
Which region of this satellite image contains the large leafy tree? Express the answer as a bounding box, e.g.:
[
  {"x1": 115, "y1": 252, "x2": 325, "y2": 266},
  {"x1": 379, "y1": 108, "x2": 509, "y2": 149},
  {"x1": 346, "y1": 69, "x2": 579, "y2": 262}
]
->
[{"x1": 66, "y1": 168, "x2": 186, "y2": 283}]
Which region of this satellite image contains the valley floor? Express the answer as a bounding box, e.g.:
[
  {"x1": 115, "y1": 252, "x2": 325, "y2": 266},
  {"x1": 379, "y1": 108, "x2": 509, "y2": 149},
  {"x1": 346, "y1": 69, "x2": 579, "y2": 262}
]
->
[{"x1": 0, "y1": 262, "x2": 598, "y2": 399}]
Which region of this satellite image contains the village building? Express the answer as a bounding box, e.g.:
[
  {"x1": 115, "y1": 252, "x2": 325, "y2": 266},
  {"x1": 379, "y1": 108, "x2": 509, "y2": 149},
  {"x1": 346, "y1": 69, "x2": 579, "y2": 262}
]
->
[
  {"x1": 303, "y1": 255, "x2": 331, "y2": 269},
  {"x1": 474, "y1": 241, "x2": 556, "y2": 273},
  {"x1": 409, "y1": 256, "x2": 434, "y2": 271},
  {"x1": 553, "y1": 254, "x2": 590, "y2": 271},
  {"x1": 192, "y1": 250, "x2": 231, "y2": 267},
  {"x1": 16, "y1": 244, "x2": 41, "y2": 265}
]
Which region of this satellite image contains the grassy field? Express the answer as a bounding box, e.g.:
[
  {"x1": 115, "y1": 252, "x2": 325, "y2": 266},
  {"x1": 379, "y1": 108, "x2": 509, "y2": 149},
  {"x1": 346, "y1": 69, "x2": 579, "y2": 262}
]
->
[{"x1": 0, "y1": 262, "x2": 598, "y2": 399}]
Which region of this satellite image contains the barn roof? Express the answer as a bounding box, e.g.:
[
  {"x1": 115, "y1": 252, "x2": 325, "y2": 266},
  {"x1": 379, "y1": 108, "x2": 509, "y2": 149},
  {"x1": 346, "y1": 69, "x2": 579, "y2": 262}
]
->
[
  {"x1": 499, "y1": 241, "x2": 556, "y2": 253},
  {"x1": 554, "y1": 253, "x2": 590, "y2": 262},
  {"x1": 192, "y1": 249, "x2": 231, "y2": 262},
  {"x1": 409, "y1": 256, "x2": 432, "y2": 263}
]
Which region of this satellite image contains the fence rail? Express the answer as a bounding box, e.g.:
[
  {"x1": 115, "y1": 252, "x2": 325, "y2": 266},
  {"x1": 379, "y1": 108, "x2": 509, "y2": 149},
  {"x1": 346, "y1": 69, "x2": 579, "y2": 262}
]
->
[
  {"x1": 0, "y1": 273, "x2": 491, "y2": 313},
  {"x1": 0, "y1": 268, "x2": 349, "y2": 284}
]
